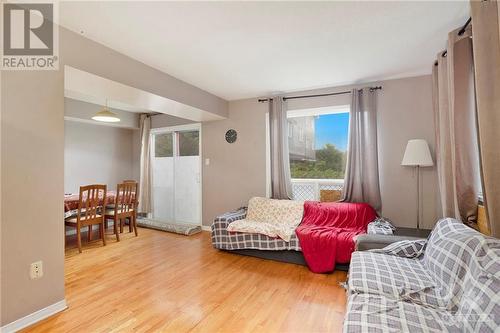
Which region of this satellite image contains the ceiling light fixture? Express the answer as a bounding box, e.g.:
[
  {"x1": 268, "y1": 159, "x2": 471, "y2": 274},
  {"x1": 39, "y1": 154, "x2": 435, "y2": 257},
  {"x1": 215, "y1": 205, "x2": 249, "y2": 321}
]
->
[{"x1": 92, "y1": 99, "x2": 120, "y2": 123}]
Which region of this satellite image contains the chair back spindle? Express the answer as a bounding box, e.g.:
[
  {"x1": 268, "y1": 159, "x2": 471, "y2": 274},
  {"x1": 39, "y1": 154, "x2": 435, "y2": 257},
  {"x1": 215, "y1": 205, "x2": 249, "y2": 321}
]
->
[
  {"x1": 116, "y1": 182, "x2": 137, "y2": 214},
  {"x1": 78, "y1": 184, "x2": 107, "y2": 222}
]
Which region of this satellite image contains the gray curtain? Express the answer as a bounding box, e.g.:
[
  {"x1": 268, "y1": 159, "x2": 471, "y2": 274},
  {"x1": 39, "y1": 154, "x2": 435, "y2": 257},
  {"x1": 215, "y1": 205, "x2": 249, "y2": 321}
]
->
[
  {"x1": 470, "y1": 0, "x2": 500, "y2": 237},
  {"x1": 269, "y1": 96, "x2": 292, "y2": 199},
  {"x1": 138, "y1": 114, "x2": 152, "y2": 213},
  {"x1": 432, "y1": 25, "x2": 480, "y2": 224},
  {"x1": 341, "y1": 88, "x2": 382, "y2": 212},
  {"x1": 434, "y1": 51, "x2": 455, "y2": 219}
]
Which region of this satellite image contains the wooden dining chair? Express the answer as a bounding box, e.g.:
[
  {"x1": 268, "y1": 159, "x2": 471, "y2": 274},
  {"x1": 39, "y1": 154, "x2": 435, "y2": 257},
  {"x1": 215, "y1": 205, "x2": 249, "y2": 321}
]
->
[
  {"x1": 65, "y1": 184, "x2": 107, "y2": 253},
  {"x1": 122, "y1": 180, "x2": 139, "y2": 229},
  {"x1": 105, "y1": 182, "x2": 138, "y2": 241}
]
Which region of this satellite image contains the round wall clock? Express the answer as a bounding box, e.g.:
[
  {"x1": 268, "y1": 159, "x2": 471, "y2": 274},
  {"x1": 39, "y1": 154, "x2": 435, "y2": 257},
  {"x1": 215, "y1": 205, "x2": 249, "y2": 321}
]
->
[{"x1": 225, "y1": 129, "x2": 237, "y2": 143}]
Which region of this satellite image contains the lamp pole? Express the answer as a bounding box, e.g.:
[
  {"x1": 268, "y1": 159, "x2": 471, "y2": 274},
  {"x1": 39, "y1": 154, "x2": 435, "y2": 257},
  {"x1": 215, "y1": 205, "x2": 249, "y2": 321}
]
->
[
  {"x1": 401, "y1": 139, "x2": 433, "y2": 230},
  {"x1": 416, "y1": 165, "x2": 420, "y2": 230}
]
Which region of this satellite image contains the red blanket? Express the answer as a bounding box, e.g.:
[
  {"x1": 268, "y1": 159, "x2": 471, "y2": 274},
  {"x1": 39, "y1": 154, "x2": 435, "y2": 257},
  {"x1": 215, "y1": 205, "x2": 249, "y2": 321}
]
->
[{"x1": 296, "y1": 201, "x2": 376, "y2": 273}]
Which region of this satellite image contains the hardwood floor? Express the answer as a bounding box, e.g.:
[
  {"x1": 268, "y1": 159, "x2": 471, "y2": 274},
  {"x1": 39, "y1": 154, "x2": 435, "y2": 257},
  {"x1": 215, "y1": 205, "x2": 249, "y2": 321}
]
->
[{"x1": 23, "y1": 227, "x2": 348, "y2": 333}]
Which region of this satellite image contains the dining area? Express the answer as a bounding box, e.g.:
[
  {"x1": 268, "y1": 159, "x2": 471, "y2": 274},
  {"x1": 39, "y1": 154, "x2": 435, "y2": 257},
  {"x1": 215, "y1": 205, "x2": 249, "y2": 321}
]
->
[
  {"x1": 64, "y1": 180, "x2": 139, "y2": 253},
  {"x1": 63, "y1": 92, "x2": 146, "y2": 253}
]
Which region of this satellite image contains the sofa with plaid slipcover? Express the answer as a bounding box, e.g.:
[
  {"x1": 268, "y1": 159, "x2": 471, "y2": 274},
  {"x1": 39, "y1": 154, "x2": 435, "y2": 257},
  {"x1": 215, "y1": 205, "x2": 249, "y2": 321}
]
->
[{"x1": 343, "y1": 218, "x2": 500, "y2": 332}]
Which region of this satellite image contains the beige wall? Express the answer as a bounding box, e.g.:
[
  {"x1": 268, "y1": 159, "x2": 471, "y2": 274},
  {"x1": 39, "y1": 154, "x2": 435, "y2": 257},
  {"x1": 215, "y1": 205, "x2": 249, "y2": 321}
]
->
[
  {"x1": 377, "y1": 76, "x2": 438, "y2": 229},
  {"x1": 202, "y1": 75, "x2": 439, "y2": 229},
  {"x1": 0, "y1": 26, "x2": 227, "y2": 326},
  {"x1": 64, "y1": 121, "x2": 136, "y2": 193},
  {"x1": 1, "y1": 70, "x2": 65, "y2": 325},
  {"x1": 202, "y1": 99, "x2": 268, "y2": 225}
]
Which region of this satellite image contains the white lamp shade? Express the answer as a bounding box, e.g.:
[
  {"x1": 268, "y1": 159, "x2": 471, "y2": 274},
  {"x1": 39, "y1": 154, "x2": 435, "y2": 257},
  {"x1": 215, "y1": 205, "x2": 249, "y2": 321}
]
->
[
  {"x1": 401, "y1": 139, "x2": 434, "y2": 167},
  {"x1": 92, "y1": 108, "x2": 120, "y2": 123}
]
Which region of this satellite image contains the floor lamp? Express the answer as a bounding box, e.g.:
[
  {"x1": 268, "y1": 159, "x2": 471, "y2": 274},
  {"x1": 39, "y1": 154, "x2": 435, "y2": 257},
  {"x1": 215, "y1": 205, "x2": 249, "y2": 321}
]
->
[{"x1": 401, "y1": 139, "x2": 434, "y2": 229}]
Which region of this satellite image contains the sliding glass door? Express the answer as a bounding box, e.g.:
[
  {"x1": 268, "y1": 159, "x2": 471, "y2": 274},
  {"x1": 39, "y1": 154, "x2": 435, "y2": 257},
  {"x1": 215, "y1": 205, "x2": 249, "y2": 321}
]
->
[{"x1": 151, "y1": 124, "x2": 201, "y2": 225}]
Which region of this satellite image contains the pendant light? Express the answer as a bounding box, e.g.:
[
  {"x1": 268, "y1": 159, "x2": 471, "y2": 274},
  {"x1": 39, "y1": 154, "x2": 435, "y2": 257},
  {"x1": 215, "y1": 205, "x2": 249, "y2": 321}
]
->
[{"x1": 92, "y1": 99, "x2": 120, "y2": 123}]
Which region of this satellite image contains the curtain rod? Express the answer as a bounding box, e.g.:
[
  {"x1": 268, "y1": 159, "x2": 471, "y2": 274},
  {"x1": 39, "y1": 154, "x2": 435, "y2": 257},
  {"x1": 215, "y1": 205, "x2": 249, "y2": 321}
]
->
[
  {"x1": 439, "y1": 17, "x2": 472, "y2": 59},
  {"x1": 458, "y1": 17, "x2": 472, "y2": 36},
  {"x1": 258, "y1": 86, "x2": 382, "y2": 103}
]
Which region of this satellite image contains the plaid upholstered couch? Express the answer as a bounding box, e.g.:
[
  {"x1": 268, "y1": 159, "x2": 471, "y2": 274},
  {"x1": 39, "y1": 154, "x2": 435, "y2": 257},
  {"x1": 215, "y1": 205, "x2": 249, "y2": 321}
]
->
[
  {"x1": 211, "y1": 207, "x2": 302, "y2": 251},
  {"x1": 344, "y1": 218, "x2": 500, "y2": 332}
]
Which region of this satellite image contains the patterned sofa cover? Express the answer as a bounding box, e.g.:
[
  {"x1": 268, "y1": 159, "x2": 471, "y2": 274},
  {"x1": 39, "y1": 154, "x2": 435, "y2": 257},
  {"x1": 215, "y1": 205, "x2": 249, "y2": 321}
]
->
[
  {"x1": 343, "y1": 218, "x2": 500, "y2": 332},
  {"x1": 225, "y1": 197, "x2": 304, "y2": 242},
  {"x1": 211, "y1": 208, "x2": 302, "y2": 251}
]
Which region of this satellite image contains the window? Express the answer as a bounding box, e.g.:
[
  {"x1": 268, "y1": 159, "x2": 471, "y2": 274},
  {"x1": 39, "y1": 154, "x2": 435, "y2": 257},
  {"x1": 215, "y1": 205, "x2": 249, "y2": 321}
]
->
[
  {"x1": 178, "y1": 131, "x2": 199, "y2": 156},
  {"x1": 287, "y1": 106, "x2": 350, "y2": 180},
  {"x1": 154, "y1": 130, "x2": 199, "y2": 157},
  {"x1": 154, "y1": 133, "x2": 173, "y2": 157}
]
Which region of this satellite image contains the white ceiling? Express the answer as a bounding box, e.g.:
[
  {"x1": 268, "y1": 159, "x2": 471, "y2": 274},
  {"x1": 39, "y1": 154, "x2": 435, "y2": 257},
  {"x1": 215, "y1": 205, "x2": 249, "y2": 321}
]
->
[{"x1": 60, "y1": 1, "x2": 469, "y2": 101}]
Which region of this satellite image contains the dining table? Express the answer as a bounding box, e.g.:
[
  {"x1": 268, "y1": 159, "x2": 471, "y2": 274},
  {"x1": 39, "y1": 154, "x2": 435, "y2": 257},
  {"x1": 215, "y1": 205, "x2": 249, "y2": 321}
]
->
[{"x1": 64, "y1": 191, "x2": 116, "y2": 218}]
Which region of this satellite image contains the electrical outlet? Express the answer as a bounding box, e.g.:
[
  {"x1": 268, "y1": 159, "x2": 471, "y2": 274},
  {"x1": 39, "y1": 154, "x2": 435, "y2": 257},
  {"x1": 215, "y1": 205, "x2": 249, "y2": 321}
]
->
[{"x1": 30, "y1": 261, "x2": 43, "y2": 279}]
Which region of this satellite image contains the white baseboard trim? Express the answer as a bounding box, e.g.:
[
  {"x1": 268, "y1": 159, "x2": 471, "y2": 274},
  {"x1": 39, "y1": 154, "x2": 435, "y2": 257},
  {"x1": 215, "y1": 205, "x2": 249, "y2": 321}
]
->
[
  {"x1": 1, "y1": 299, "x2": 67, "y2": 333},
  {"x1": 201, "y1": 225, "x2": 211, "y2": 232}
]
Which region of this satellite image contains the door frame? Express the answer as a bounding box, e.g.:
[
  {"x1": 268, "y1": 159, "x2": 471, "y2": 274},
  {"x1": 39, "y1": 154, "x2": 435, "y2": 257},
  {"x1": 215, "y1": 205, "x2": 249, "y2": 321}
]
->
[{"x1": 150, "y1": 123, "x2": 202, "y2": 226}]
